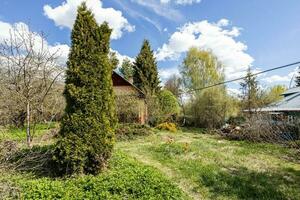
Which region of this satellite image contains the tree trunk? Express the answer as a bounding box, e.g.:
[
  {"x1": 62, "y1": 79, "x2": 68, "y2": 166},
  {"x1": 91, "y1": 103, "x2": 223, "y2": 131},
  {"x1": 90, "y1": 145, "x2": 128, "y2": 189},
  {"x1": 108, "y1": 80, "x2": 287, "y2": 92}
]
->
[{"x1": 26, "y1": 101, "x2": 31, "y2": 148}]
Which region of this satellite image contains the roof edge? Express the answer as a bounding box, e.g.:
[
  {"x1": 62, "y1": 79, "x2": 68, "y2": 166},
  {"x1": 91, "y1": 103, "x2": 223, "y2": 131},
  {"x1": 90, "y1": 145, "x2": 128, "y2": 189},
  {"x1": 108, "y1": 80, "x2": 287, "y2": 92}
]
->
[{"x1": 113, "y1": 71, "x2": 145, "y2": 97}]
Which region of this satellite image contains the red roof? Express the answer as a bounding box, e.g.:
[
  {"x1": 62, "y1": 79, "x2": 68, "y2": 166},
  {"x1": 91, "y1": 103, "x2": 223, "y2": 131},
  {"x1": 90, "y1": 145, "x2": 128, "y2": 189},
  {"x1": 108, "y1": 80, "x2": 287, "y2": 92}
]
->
[{"x1": 112, "y1": 71, "x2": 145, "y2": 97}]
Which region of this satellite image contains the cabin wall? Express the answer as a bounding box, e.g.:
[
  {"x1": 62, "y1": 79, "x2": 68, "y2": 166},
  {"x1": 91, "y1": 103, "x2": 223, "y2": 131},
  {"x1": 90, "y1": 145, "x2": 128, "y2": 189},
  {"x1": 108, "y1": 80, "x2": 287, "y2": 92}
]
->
[{"x1": 113, "y1": 86, "x2": 147, "y2": 124}]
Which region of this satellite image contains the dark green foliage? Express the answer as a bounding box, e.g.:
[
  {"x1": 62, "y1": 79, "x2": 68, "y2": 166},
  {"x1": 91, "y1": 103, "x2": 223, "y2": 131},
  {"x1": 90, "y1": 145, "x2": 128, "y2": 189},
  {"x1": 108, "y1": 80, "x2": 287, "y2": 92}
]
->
[
  {"x1": 119, "y1": 58, "x2": 134, "y2": 80},
  {"x1": 115, "y1": 123, "x2": 154, "y2": 140},
  {"x1": 133, "y1": 40, "x2": 161, "y2": 95},
  {"x1": 7, "y1": 153, "x2": 187, "y2": 200},
  {"x1": 109, "y1": 51, "x2": 119, "y2": 69},
  {"x1": 54, "y1": 3, "x2": 116, "y2": 175}
]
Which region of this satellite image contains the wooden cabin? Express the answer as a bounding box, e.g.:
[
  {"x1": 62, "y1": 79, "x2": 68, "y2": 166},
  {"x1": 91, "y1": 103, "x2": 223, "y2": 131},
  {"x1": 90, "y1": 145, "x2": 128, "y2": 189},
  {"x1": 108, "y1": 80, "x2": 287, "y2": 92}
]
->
[{"x1": 112, "y1": 71, "x2": 147, "y2": 124}]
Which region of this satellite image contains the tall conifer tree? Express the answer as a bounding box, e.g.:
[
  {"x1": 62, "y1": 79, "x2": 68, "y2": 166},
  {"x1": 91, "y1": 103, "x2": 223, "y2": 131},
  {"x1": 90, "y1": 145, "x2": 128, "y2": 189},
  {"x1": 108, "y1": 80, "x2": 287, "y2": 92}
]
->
[
  {"x1": 133, "y1": 40, "x2": 160, "y2": 95},
  {"x1": 54, "y1": 3, "x2": 116, "y2": 175},
  {"x1": 120, "y1": 58, "x2": 134, "y2": 80},
  {"x1": 240, "y1": 68, "x2": 261, "y2": 114}
]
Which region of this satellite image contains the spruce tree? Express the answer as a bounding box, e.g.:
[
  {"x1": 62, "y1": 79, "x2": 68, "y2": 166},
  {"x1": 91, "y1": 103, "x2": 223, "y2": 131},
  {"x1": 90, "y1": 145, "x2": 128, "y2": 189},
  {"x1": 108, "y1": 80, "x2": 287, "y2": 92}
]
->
[
  {"x1": 240, "y1": 68, "x2": 261, "y2": 114},
  {"x1": 54, "y1": 3, "x2": 116, "y2": 175},
  {"x1": 133, "y1": 40, "x2": 160, "y2": 95},
  {"x1": 120, "y1": 58, "x2": 134, "y2": 80}
]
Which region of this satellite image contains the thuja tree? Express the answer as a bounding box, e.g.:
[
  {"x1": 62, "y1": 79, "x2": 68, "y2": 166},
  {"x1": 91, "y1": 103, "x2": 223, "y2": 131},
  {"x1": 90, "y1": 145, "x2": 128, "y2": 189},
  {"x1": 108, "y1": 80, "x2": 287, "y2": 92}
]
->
[
  {"x1": 54, "y1": 3, "x2": 116, "y2": 175},
  {"x1": 133, "y1": 40, "x2": 160, "y2": 95}
]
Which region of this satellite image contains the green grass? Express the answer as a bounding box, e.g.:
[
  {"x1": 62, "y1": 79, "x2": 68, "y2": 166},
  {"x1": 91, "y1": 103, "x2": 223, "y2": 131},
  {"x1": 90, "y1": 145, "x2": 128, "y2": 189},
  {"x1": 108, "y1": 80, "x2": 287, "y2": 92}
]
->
[
  {"x1": 0, "y1": 125, "x2": 189, "y2": 200},
  {"x1": 1, "y1": 125, "x2": 299, "y2": 200},
  {"x1": 0, "y1": 123, "x2": 57, "y2": 142},
  {"x1": 117, "y1": 130, "x2": 300, "y2": 200},
  {"x1": 0, "y1": 152, "x2": 188, "y2": 199}
]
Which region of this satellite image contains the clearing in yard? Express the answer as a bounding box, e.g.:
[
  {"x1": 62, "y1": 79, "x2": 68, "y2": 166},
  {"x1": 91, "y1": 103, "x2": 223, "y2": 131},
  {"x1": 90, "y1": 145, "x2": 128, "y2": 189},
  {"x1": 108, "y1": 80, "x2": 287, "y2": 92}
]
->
[{"x1": 117, "y1": 129, "x2": 300, "y2": 200}]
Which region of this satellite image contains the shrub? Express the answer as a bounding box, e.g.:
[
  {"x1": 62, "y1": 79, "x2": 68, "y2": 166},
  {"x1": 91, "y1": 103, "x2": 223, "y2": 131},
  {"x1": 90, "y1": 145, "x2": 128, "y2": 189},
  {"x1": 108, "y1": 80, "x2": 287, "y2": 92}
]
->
[
  {"x1": 55, "y1": 4, "x2": 117, "y2": 175},
  {"x1": 115, "y1": 95, "x2": 140, "y2": 123},
  {"x1": 158, "y1": 90, "x2": 180, "y2": 121},
  {"x1": 156, "y1": 122, "x2": 177, "y2": 132},
  {"x1": 115, "y1": 123, "x2": 154, "y2": 140},
  {"x1": 147, "y1": 91, "x2": 180, "y2": 126}
]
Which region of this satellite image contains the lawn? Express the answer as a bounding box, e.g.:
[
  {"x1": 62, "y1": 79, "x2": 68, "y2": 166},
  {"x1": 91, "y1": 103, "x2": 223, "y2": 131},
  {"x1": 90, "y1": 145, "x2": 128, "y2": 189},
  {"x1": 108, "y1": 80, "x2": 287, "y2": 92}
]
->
[
  {"x1": 0, "y1": 126, "x2": 299, "y2": 199},
  {"x1": 0, "y1": 126, "x2": 188, "y2": 200},
  {"x1": 117, "y1": 129, "x2": 300, "y2": 200}
]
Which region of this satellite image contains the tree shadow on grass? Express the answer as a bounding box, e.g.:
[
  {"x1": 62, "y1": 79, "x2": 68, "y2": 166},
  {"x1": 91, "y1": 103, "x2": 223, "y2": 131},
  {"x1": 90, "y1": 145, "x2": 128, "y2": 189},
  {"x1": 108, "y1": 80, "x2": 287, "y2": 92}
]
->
[
  {"x1": 198, "y1": 166, "x2": 300, "y2": 200},
  {"x1": 0, "y1": 142, "x2": 59, "y2": 178}
]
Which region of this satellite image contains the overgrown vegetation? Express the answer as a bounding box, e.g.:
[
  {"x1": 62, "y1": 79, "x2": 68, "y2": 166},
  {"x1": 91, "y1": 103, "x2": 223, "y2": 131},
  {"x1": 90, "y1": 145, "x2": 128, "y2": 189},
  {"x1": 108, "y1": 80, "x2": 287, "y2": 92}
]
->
[
  {"x1": 1, "y1": 122, "x2": 299, "y2": 200},
  {"x1": 115, "y1": 95, "x2": 141, "y2": 123},
  {"x1": 221, "y1": 115, "x2": 300, "y2": 152},
  {"x1": 0, "y1": 151, "x2": 188, "y2": 199}
]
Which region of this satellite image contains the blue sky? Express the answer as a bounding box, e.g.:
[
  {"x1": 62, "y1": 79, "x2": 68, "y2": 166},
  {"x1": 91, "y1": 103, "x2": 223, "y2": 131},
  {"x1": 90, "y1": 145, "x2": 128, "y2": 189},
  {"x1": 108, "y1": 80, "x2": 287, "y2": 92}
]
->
[{"x1": 0, "y1": 0, "x2": 300, "y2": 92}]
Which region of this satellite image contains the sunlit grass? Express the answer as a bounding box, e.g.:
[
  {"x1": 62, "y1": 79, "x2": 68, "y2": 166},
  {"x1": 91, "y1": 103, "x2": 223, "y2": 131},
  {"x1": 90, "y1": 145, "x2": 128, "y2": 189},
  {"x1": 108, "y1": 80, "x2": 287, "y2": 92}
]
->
[
  {"x1": 117, "y1": 129, "x2": 300, "y2": 200},
  {"x1": 0, "y1": 123, "x2": 57, "y2": 142}
]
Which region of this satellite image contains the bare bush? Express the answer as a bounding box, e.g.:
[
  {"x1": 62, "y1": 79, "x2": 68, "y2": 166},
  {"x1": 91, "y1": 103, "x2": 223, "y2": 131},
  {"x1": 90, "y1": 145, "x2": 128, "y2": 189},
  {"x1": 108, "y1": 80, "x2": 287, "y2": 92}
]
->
[
  {"x1": 0, "y1": 141, "x2": 56, "y2": 177},
  {"x1": 221, "y1": 114, "x2": 300, "y2": 152},
  {"x1": 0, "y1": 23, "x2": 65, "y2": 147}
]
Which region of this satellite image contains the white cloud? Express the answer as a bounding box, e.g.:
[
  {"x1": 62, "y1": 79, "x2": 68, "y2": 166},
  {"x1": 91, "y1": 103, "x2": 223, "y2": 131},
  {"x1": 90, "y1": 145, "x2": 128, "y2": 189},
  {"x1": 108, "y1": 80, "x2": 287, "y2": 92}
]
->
[
  {"x1": 0, "y1": 21, "x2": 69, "y2": 65},
  {"x1": 262, "y1": 75, "x2": 291, "y2": 83},
  {"x1": 111, "y1": 49, "x2": 134, "y2": 67},
  {"x1": 227, "y1": 88, "x2": 241, "y2": 97},
  {"x1": 114, "y1": 0, "x2": 163, "y2": 32},
  {"x1": 43, "y1": 0, "x2": 135, "y2": 40},
  {"x1": 262, "y1": 68, "x2": 298, "y2": 84},
  {"x1": 159, "y1": 67, "x2": 179, "y2": 82},
  {"x1": 160, "y1": 0, "x2": 201, "y2": 5},
  {"x1": 155, "y1": 19, "x2": 254, "y2": 79},
  {"x1": 49, "y1": 44, "x2": 70, "y2": 65},
  {"x1": 132, "y1": 0, "x2": 183, "y2": 21},
  {"x1": 0, "y1": 20, "x2": 136, "y2": 70}
]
